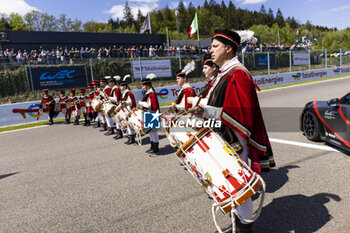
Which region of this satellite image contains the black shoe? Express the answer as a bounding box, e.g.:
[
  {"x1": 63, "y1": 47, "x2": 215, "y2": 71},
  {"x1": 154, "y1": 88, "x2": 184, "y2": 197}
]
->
[
  {"x1": 49, "y1": 119, "x2": 54, "y2": 125},
  {"x1": 236, "y1": 218, "x2": 252, "y2": 233},
  {"x1": 94, "y1": 121, "x2": 101, "y2": 128},
  {"x1": 64, "y1": 119, "x2": 70, "y2": 124},
  {"x1": 113, "y1": 133, "x2": 123, "y2": 139},
  {"x1": 125, "y1": 135, "x2": 135, "y2": 144},
  {"x1": 100, "y1": 124, "x2": 107, "y2": 131},
  {"x1": 149, "y1": 143, "x2": 159, "y2": 153},
  {"x1": 146, "y1": 142, "x2": 154, "y2": 153},
  {"x1": 105, "y1": 128, "x2": 114, "y2": 135}
]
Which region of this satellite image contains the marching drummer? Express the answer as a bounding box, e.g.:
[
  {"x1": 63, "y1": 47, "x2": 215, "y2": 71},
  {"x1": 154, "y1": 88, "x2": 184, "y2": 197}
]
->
[
  {"x1": 104, "y1": 76, "x2": 121, "y2": 136},
  {"x1": 139, "y1": 73, "x2": 160, "y2": 153},
  {"x1": 78, "y1": 88, "x2": 89, "y2": 126},
  {"x1": 92, "y1": 80, "x2": 101, "y2": 127},
  {"x1": 199, "y1": 53, "x2": 219, "y2": 98},
  {"x1": 119, "y1": 75, "x2": 137, "y2": 144},
  {"x1": 41, "y1": 89, "x2": 56, "y2": 125},
  {"x1": 58, "y1": 90, "x2": 70, "y2": 124},
  {"x1": 171, "y1": 63, "x2": 197, "y2": 111},
  {"x1": 85, "y1": 83, "x2": 95, "y2": 126},
  {"x1": 98, "y1": 77, "x2": 111, "y2": 132},
  {"x1": 188, "y1": 54, "x2": 219, "y2": 107},
  {"x1": 68, "y1": 89, "x2": 79, "y2": 125},
  {"x1": 190, "y1": 29, "x2": 275, "y2": 233}
]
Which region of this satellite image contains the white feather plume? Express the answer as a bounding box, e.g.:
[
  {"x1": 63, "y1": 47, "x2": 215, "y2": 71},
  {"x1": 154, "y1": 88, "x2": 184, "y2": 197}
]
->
[
  {"x1": 104, "y1": 76, "x2": 112, "y2": 80},
  {"x1": 181, "y1": 60, "x2": 195, "y2": 76},
  {"x1": 123, "y1": 74, "x2": 131, "y2": 81},
  {"x1": 235, "y1": 30, "x2": 258, "y2": 44},
  {"x1": 146, "y1": 73, "x2": 157, "y2": 80},
  {"x1": 113, "y1": 75, "x2": 121, "y2": 81}
]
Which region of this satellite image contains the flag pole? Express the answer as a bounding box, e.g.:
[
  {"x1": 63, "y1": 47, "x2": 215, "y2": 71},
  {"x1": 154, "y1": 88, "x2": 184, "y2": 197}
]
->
[
  {"x1": 149, "y1": 13, "x2": 152, "y2": 34},
  {"x1": 196, "y1": 12, "x2": 200, "y2": 52}
]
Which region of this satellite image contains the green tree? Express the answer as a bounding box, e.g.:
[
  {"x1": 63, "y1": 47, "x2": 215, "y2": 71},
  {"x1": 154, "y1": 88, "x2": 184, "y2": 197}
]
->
[
  {"x1": 0, "y1": 14, "x2": 10, "y2": 30},
  {"x1": 275, "y1": 8, "x2": 285, "y2": 27},
  {"x1": 9, "y1": 13, "x2": 27, "y2": 31},
  {"x1": 57, "y1": 14, "x2": 72, "y2": 32},
  {"x1": 123, "y1": 2, "x2": 134, "y2": 28}
]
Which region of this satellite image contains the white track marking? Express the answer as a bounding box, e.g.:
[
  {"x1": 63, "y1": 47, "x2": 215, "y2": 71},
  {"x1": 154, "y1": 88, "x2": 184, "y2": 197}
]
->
[
  {"x1": 270, "y1": 138, "x2": 340, "y2": 152},
  {"x1": 0, "y1": 125, "x2": 49, "y2": 135}
]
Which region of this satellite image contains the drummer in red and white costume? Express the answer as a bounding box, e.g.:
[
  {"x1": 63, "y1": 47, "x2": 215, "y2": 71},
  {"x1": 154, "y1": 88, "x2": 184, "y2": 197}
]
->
[
  {"x1": 85, "y1": 83, "x2": 95, "y2": 126},
  {"x1": 171, "y1": 62, "x2": 197, "y2": 111},
  {"x1": 139, "y1": 73, "x2": 160, "y2": 153},
  {"x1": 104, "y1": 76, "x2": 120, "y2": 136},
  {"x1": 58, "y1": 90, "x2": 70, "y2": 124},
  {"x1": 78, "y1": 88, "x2": 89, "y2": 126},
  {"x1": 191, "y1": 29, "x2": 275, "y2": 233},
  {"x1": 189, "y1": 54, "x2": 219, "y2": 106},
  {"x1": 41, "y1": 89, "x2": 56, "y2": 125},
  {"x1": 119, "y1": 75, "x2": 137, "y2": 144},
  {"x1": 98, "y1": 77, "x2": 111, "y2": 132},
  {"x1": 92, "y1": 80, "x2": 100, "y2": 126},
  {"x1": 68, "y1": 89, "x2": 78, "y2": 124}
]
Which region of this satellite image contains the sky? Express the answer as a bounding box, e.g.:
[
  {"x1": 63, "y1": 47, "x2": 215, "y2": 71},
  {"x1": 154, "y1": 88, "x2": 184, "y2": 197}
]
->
[{"x1": 0, "y1": 0, "x2": 349, "y2": 30}]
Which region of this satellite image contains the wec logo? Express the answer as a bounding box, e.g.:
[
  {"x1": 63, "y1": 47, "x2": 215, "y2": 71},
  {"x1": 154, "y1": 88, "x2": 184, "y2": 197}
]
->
[{"x1": 40, "y1": 70, "x2": 76, "y2": 80}]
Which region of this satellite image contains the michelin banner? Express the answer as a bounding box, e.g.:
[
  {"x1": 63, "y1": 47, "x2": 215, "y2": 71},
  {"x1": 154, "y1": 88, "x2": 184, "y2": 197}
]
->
[
  {"x1": 132, "y1": 59, "x2": 172, "y2": 79},
  {"x1": 293, "y1": 52, "x2": 310, "y2": 66},
  {"x1": 2, "y1": 65, "x2": 350, "y2": 127}
]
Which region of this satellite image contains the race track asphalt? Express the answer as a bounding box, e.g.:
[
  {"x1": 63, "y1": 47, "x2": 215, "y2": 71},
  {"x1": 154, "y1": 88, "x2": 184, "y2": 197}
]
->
[{"x1": 1, "y1": 77, "x2": 350, "y2": 233}]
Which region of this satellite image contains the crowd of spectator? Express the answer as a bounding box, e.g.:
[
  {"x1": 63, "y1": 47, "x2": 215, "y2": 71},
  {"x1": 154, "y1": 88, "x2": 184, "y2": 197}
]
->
[
  {"x1": 0, "y1": 45, "x2": 203, "y2": 65},
  {"x1": 0, "y1": 42, "x2": 313, "y2": 65}
]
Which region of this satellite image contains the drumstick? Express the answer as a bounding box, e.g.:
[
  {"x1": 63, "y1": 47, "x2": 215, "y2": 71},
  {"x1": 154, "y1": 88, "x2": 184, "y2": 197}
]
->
[{"x1": 194, "y1": 95, "x2": 203, "y2": 108}]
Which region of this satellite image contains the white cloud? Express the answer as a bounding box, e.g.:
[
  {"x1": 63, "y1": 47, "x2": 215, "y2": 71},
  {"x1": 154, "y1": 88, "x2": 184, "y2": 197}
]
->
[
  {"x1": 0, "y1": 0, "x2": 38, "y2": 16},
  {"x1": 104, "y1": 2, "x2": 159, "y2": 19},
  {"x1": 237, "y1": 0, "x2": 267, "y2": 5},
  {"x1": 330, "y1": 5, "x2": 350, "y2": 12}
]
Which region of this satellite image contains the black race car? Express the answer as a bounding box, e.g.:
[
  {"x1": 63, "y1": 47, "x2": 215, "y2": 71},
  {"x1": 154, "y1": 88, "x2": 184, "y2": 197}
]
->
[{"x1": 300, "y1": 92, "x2": 350, "y2": 152}]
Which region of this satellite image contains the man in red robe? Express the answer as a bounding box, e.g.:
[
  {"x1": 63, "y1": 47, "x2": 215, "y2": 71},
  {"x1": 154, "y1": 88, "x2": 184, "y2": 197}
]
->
[{"x1": 191, "y1": 29, "x2": 275, "y2": 233}]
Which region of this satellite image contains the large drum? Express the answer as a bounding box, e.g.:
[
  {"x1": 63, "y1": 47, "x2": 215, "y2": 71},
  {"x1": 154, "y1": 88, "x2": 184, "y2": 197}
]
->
[
  {"x1": 127, "y1": 108, "x2": 151, "y2": 135},
  {"x1": 91, "y1": 98, "x2": 103, "y2": 112},
  {"x1": 162, "y1": 111, "x2": 265, "y2": 219},
  {"x1": 115, "y1": 106, "x2": 129, "y2": 129},
  {"x1": 103, "y1": 102, "x2": 117, "y2": 117}
]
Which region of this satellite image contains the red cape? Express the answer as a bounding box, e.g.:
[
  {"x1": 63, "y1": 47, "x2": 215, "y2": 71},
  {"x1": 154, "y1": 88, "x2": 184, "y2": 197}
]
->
[{"x1": 221, "y1": 69, "x2": 275, "y2": 172}]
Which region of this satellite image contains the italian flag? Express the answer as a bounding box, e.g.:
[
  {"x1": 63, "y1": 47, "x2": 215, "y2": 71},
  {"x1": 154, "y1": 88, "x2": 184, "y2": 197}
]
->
[{"x1": 189, "y1": 13, "x2": 198, "y2": 38}]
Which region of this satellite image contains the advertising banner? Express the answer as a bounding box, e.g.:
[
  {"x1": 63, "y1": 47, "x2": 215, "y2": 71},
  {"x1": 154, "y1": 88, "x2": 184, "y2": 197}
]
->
[
  {"x1": 293, "y1": 53, "x2": 310, "y2": 66},
  {"x1": 132, "y1": 59, "x2": 172, "y2": 79},
  {"x1": 254, "y1": 53, "x2": 276, "y2": 68},
  {"x1": 253, "y1": 66, "x2": 350, "y2": 88},
  {"x1": 28, "y1": 65, "x2": 87, "y2": 90}
]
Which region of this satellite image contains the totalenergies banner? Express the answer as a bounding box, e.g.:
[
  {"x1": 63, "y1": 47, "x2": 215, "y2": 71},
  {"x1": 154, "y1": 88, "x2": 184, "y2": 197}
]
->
[
  {"x1": 253, "y1": 66, "x2": 350, "y2": 88},
  {"x1": 27, "y1": 65, "x2": 88, "y2": 90}
]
